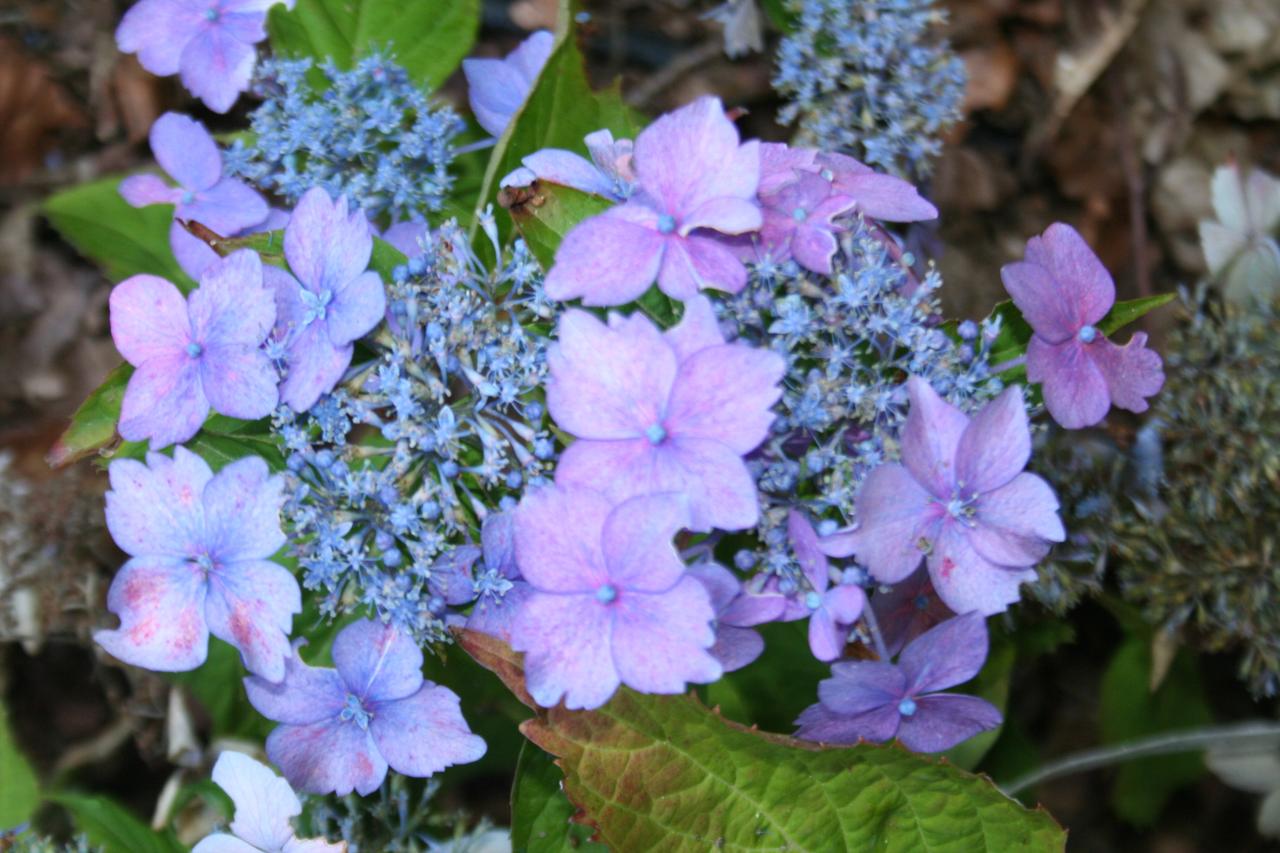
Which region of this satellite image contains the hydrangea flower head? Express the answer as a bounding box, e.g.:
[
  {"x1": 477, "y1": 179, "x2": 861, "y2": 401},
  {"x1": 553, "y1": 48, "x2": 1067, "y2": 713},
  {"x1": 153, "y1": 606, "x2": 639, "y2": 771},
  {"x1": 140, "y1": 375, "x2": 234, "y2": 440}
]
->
[
  {"x1": 794, "y1": 612, "x2": 1001, "y2": 752},
  {"x1": 116, "y1": 0, "x2": 294, "y2": 113},
  {"x1": 192, "y1": 751, "x2": 345, "y2": 853},
  {"x1": 266, "y1": 188, "x2": 387, "y2": 412},
  {"x1": 96, "y1": 449, "x2": 298, "y2": 680},
  {"x1": 788, "y1": 510, "x2": 866, "y2": 661},
  {"x1": 825, "y1": 377, "x2": 1065, "y2": 615},
  {"x1": 245, "y1": 619, "x2": 486, "y2": 795},
  {"x1": 109, "y1": 249, "x2": 278, "y2": 448},
  {"x1": 545, "y1": 96, "x2": 762, "y2": 305},
  {"x1": 548, "y1": 297, "x2": 784, "y2": 531},
  {"x1": 463, "y1": 30, "x2": 554, "y2": 136},
  {"x1": 1001, "y1": 223, "x2": 1164, "y2": 429},
  {"x1": 502, "y1": 129, "x2": 636, "y2": 201},
  {"x1": 511, "y1": 485, "x2": 721, "y2": 710}
]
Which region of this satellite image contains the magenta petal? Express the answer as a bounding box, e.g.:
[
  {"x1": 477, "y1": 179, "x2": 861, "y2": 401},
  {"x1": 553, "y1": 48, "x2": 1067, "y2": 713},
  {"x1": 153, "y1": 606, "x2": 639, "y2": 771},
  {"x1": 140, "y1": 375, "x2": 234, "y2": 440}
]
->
[
  {"x1": 202, "y1": 456, "x2": 285, "y2": 561},
  {"x1": 512, "y1": 591, "x2": 620, "y2": 710},
  {"x1": 954, "y1": 385, "x2": 1030, "y2": 494},
  {"x1": 94, "y1": 557, "x2": 209, "y2": 671},
  {"x1": 189, "y1": 250, "x2": 275, "y2": 346},
  {"x1": 1027, "y1": 335, "x2": 1110, "y2": 429},
  {"x1": 901, "y1": 376, "x2": 968, "y2": 498},
  {"x1": 970, "y1": 473, "x2": 1064, "y2": 567},
  {"x1": 278, "y1": 324, "x2": 353, "y2": 413},
  {"x1": 121, "y1": 173, "x2": 181, "y2": 208},
  {"x1": 687, "y1": 562, "x2": 740, "y2": 612},
  {"x1": 665, "y1": 295, "x2": 725, "y2": 361},
  {"x1": 1090, "y1": 333, "x2": 1165, "y2": 414},
  {"x1": 118, "y1": 355, "x2": 208, "y2": 448},
  {"x1": 658, "y1": 234, "x2": 748, "y2": 300},
  {"x1": 634, "y1": 96, "x2": 757, "y2": 214},
  {"x1": 544, "y1": 207, "x2": 665, "y2": 306},
  {"x1": 898, "y1": 611, "x2": 989, "y2": 694},
  {"x1": 325, "y1": 270, "x2": 386, "y2": 346},
  {"x1": 116, "y1": 0, "x2": 204, "y2": 76},
  {"x1": 179, "y1": 26, "x2": 256, "y2": 113},
  {"x1": 720, "y1": 589, "x2": 788, "y2": 627},
  {"x1": 151, "y1": 112, "x2": 222, "y2": 191},
  {"x1": 244, "y1": 649, "x2": 346, "y2": 725},
  {"x1": 205, "y1": 560, "x2": 300, "y2": 682},
  {"x1": 105, "y1": 451, "x2": 210, "y2": 558},
  {"x1": 758, "y1": 142, "x2": 818, "y2": 195},
  {"x1": 825, "y1": 584, "x2": 866, "y2": 625},
  {"x1": 999, "y1": 261, "x2": 1076, "y2": 344},
  {"x1": 110, "y1": 274, "x2": 191, "y2": 366},
  {"x1": 838, "y1": 173, "x2": 938, "y2": 222},
  {"x1": 610, "y1": 576, "x2": 721, "y2": 694},
  {"x1": 368, "y1": 684, "x2": 485, "y2": 777},
  {"x1": 514, "y1": 484, "x2": 611, "y2": 593},
  {"x1": 1033, "y1": 224, "x2": 1115, "y2": 327},
  {"x1": 184, "y1": 179, "x2": 269, "y2": 235},
  {"x1": 522, "y1": 149, "x2": 617, "y2": 197},
  {"x1": 849, "y1": 465, "x2": 934, "y2": 583},
  {"x1": 895, "y1": 694, "x2": 1002, "y2": 753},
  {"x1": 266, "y1": 720, "x2": 388, "y2": 796},
  {"x1": 871, "y1": 568, "x2": 952, "y2": 658},
  {"x1": 601, "y1": 493, "x2": 690, "y2": 593},
  {"x1": 284, "y1": 189, "x2": 373, "y2": 293},
  {"x1": 790, "y1": 226, "x2": 840, "y2": 274},
  {"x1": 927, "y1": 526, "x2": 1034, "y2": 616},
  {"x1": 821, "y1": 661, "x2": 906, "y2": 715},
  {"x1": 795, "y1": 701, "x2": 901, "y2": 744},
  {"x1": 665, "y1": 342, "x2": 783, "y2": 453},
  {"x1": 200, "y1": 345, "x2": 279, "y2": 421},
  {"x1": 332, "y1": 620, "x2": 424, "y2": 703}
]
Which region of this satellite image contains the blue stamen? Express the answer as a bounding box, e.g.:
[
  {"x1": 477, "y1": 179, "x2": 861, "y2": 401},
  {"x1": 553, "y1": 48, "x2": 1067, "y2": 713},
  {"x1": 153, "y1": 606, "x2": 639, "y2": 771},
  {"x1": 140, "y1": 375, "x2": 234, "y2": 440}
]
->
[
  {"x1": 656, "y1": 214, "x2": 677, "y2": 234},
  {"x1": 181, "y1": 191, "x2": 195, "y2": 205},
  {"x1": 339, "y1": 693, "x2": 373, "y2": 730},
  {"x1": 596, "y1": 583, "x2": 617, "y2": 604},
  {"x1": 898, "y1": 698, "x2": 917, "y2": 717},
  {"x1": 804, "y1": 591, "x2": 822, "y2": 610},
  {"x1": 1078, "y1": 324, "x2": 1097, "y2": 343},
  {"x1": 186, "y1": 342, "x2": 203, "y2": 358},
  {"x1": 644, "y1": 423, "x2": 667, "y2": 445},
  {"x1": 203, "y1": 7, "x2": 219, "y2": 21},
  {"x1": 792, "y1": 207, "x2": 809, "y2": 222}
]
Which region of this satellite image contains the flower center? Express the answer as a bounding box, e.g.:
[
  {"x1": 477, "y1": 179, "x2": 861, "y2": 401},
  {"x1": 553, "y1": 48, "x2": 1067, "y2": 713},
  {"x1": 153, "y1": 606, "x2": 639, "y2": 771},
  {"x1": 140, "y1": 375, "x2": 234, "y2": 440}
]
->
[
  {"x1": 940, "y1": 490, "x2": 977, "y2": 525},
  {"x1": 340, "y1": 693, "x2": 373, "y2": 730},
  {"x1": 656, "y1": 214, "x2": 677, "y2": 234},
  {"x1": 792, "y1": 207, "x2": 808, "y2": 222},
  {"x1": 181, "y1": 190, "x2": 195, "y2": 205},
  {"x1": 804, "y1": 590, "x2": 822, "y2": 610},
  {"x1": 194, "y1": 554, "x2": 215, "y2": 576},
  {"x1": 898, "y1": 698, "x2": 917, "y2": 717},
  {"x1": 186, "y1": 342, "x2": 203, "y2": 358},
  {"x1": 644, "y1": 423, "x2": 667, "y2": 445},
  {"x1": 300, "y1": 288, "x2": 334, "y2": 324},
  {"x1": 203, "y1": 7, "x2": 219, "y2": 22},
  {"x1": 1077, "y1": 324, "x2": 1097, "y2": 343},
  {"x1": 595, "y1": 583, "x2": 617, "y2": 604}
]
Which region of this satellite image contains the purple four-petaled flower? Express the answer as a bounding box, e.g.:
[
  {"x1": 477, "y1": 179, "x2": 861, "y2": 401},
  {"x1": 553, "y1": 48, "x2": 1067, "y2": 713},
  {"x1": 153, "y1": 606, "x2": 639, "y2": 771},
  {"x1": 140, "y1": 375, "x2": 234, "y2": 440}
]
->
[
  {"x1": 788, "y1": 511, "x2": 866, "y2": 661},
  {"x1": 687, "y1": 562, "x2": 772, "y2": 673},
  {"x1": 502, "y1": 129, "x2": 636, "y2": 201}
]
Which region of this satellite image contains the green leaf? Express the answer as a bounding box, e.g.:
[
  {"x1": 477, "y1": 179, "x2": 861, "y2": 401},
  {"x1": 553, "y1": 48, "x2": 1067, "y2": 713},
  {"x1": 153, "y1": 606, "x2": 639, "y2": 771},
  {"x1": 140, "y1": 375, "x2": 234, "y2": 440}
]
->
[
  {"x1": 268, "y1": 0, "x2": 480, "y2": 89},
  {"x1": 43, "y1": 177, "x2": 194, "y2": 289},
  {"x1": 1097, "y1": 293, "x2": 1176, "y2": 337},
  {"x1": 461, "y1": 630, "x2": 1066, "y2": 852},
  {"x1": 944, "y1": 630, "x2": 1015, "y2": 771},
  {"x1": 504, "y1": 182, "x2": 613, "y2": 269},
  {"x1": 511, "y1": 742, "x2": 608, "y2": 852},
  {"x1": 704, "y1": 620, "x2": 828, "y2": 734},
  {"x1": 53, "y1": 793, "x2": 186, "y2": 853},
  {"x1": 47, "y1": 363, "x2": 132, "y2": 468},
  {"x1": 0, "y1": 703, "x2": 40, "y2": 826}
]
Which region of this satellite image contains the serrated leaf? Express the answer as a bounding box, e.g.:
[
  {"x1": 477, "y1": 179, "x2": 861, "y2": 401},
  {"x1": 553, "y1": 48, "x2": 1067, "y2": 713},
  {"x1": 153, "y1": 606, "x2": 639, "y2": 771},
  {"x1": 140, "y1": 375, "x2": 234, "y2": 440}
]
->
[
  {"x1": 43, "y1": 177, "x2": 194, "y2": 289},
  {"x1": 267, "y1": 0, "x2": 479, "y2": 89},
  {"x1": 47, "y1": 363, "x2": 133, "y2": 468},
  {"x1": 503, "y1": 182, "x2": 613, "y2": 269},
  {"x1": 53, "y1": 793, "x2": 186, "y2": 853},
  {"x1": 0, "y1": 703, "x2": 40, "y2": 826},
  {"x1": 460, "y1": 630, "x2": 1066, "y2": 852},
  {"x1": 511, "y1": 741, "x2": 608, "y2": 853}
]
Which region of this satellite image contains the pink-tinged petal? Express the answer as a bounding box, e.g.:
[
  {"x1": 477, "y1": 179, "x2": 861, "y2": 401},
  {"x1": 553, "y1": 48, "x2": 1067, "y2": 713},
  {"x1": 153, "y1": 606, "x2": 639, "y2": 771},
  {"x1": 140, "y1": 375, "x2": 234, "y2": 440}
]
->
[
  {"x1": 895, "y1": 694, "x2": 1001, "y2": 753},
  {"x1": 189, "y1": 249, "x2": 275, "y2": 346},
  {"x1": 815, "y1": 151, "x2": 873, "y2": 178},
  {"x1": 927, "y1": 525, "x2": 1034, "y2": 616},
  {"x1": 610, "y1": 575, "x2": 721, "y2": 694},
  {"x1": 665, "y1": 342, "x2": 784, "y2": 453},
  {"x1": 546, "y1": 308, "x2": 676, "y2": 439},
  {"x1": 368, "y1": 684, "x2": 486, "y2": 777},
  {"x1": 901, "y1": 376, "x2": 968, "y2": 498},
  {"x1": 658, "y1": 234, "x2": 748, "y2": 299},
  {"x1": 179, "y1": 26, "x2": 256, "y2": 113},
  {"x1": 680, "y1": 196, "x2": 762, "y2": 236},
  {"x1": 278, "y1": 324, "x2": 353, "y2": 413},
  {"x1": 381, "y1": 219, "x2": 427, "y2": 258},
  {"x1": 795, "y1": 701, "x2": 901, "y2": 744},
  {"x1": 118, "y1": 354, "x2": 208, "y2": 448},
  {"x1": 465, "y1": 582, "x2": 533, "y2": 644},
  {"x1": 105, "y1": 451, "x2": 209, "y2": 558},
  {"x1": 970, "y1": 473, "x2": 1064, "y2": 567},
  {"x1": 266, "y1": 720, "x2": 388, "y2": 796},
  {"x1": 665, "y1": 295, "x2": 725, "y2": 361},
  {"x1": 634, "y1": 96, "x2": 757, "y2": 215},
  {"x1": 1032, "y1": 223, "x2": 1115, "y2": 326},
  {"x1": 758, "y1": 142, "x2": 817, "y2": 195},
  {"x1": 514, "y1": 484, "x2": 611, "y2": 593},
  {"x1": 172, "y1": 221, "x2": 221, "y2": 279},
  {"x1": 183, "y1": 179, "x2": 269, "y2": 235},
  {"x1": 999, "y1": 259, "x2": 1077, "y2": 343},
  {"x1": 601, "y1": 493, "x2": 691, "y2": 593},
  {"x1": 205, "y1": 559, "x2": 300, "y2": 682},
  {"x1": 284, "y1": 189, "x2": 373, "y2": 293},
  {"x1": 521, "y1": 149, "x2": 617, "y2": 197},
  {"x1": 791, "y1": 225, "x2": 840, "y2": 274},
  {"x1": 821, "y1": 661, "x2": 906, "y2": 715},
  {"x1": 201, "y1": 456, "x2": 285, "y2": 560},
  {"x1": 200, "y1": 344, "x2": 279, "y2": 421},
  {"x1": 954, "y1": 384, "x2": 1030, "y2": 494},
  {"x1": 711, "y1": 625, "x2": 764, "y2": 672},
  {"x1": 208, "y1": 752, "x2": 299, "y2": 852},
  {"x1": 544, "y1": 207, "x2": 665, "y2": 306},
  {"x1": 244, "y1": 648, "x2": 346, "y2": 725},
  {"x1": 94, "y1": 557, "x2": 208, "y2": 671},
  {"x1": 898, "y1": 611, "x2": 989, "y2": 694},
  {"x1": 110, "y1": 274, "x2": 191, "y2": 366},
  {"x1": 120, "y1": 173, "x2": 182, "y2": 208},
  {"x1": 788, "y1": 510, "x2": 829, "y2": 591},
  {"x1": 835, "y1": 173, "x2": 938, "y2": 222},
  {"x1": 325, "y1": 270, "x2": 386, "y2": 346},
  {"x1": 192, "y1": 833, "x2": 260, "y2": 853},
  {"x1": 150, "y1": 112, "x2": 222, "y2": 191},
  {"x1": 1027, "y1": 335, "x2": 1110, "y2": 430},
  {"x1": 849, "y1": 464, "x2": 936, "y2": 583},
  {"x1": 511, "y1": 591, "x2": 620, "y2": 710},
  {"x1": 332, "y1": 619, "x2": 424, "y2": 703},
  {"x1": 116, "y1": 0, "x2": 203, "y2": 76},
  {"x1": 1089, "y1": 333, "x2": 1165, "y2": 414}
]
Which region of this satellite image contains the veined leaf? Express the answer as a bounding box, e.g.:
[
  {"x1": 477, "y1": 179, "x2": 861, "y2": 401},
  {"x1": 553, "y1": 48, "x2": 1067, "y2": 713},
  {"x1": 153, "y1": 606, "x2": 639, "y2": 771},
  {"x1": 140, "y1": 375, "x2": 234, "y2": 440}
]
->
[
  {"x1": 502, "y1": 182, "x2": 613, "y2": 269},
  {"x1": 47, "y1": 363, "x2": 133, "y2": 469}
]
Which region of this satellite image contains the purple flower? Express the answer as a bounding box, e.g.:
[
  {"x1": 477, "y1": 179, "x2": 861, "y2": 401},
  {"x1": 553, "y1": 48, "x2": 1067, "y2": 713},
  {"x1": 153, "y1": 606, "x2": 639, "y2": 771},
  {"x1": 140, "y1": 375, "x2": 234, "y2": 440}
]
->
[
  {"x1": 813, "y1": 152, "x2": 938, "y2": 222},
  {"x1": 545, "y1": 96, "x2": 762, "y2": 306},
  {"x1": 757, "y1": 142, "x2": 818, "y2": 196},
  {"x1": 463, "y1": 30, "x2": 554, "y2": 137},
  {"x1": 687, "y1": 562, "x2": 769, "y2": 673},
  {"x1": 193, "y1": 751, "x2": 344, "y2": 853},
  {"x1": 1001, "y1": 223, "x2": 1165, "y2": 429},
  {"x1": 265, "y1": 188, "x2": 387, "y2": 413},
  {"x1": 824, "y1": 377, "x2": 1065, "y2": 616},
  {"x1": 789, "y1": 511, "x2": 866, "y2": 661},
  {"x1": 747, "y1": 171, "x2": 857, "y2": 274},
  {"x1": 794, "y1": 612, "x2": 1001, "y2": 752},
  {"x1": 175, "y1": 207, "x2": 290, "y2": 281},
  {"x1": 96, "y1": 449, "x2": 299, "y2": 680},
  {"x1": 466, "y1": 512, "x2": 532, "y2": 644},
  {"x1": 245, "y1": 619, "x2": 486, "y2": 796},
  {"x1": 116, "y1": 1, "x2": 293, "y2": 113},
  {"x1": 869, "y1": 567, "x2": 953, "y2": 658},
  {"x1": 109, "y1": 249, "x2": 278, "y2": 448},
  {"x1": 511, "y1": 485, "x2": 721, "y2": 710},
  {"x1": 380, "y1": 217, "x2": 428, "y2": 260},
  {"x1": 548, "y1": 296, "x2": 784, "y2": 531},
  {"x1": 502, "y1": 129, "x2": 636, "y2": 201}
]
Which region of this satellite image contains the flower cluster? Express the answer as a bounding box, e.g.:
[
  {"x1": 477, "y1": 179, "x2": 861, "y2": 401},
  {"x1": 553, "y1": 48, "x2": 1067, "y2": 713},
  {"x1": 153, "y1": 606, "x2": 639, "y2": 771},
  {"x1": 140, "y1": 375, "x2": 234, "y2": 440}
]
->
[
  {"x1": 225, "y1": 54, "x2": 465, "y2": 225},
  {"x1": 772, "y1": 0, "x2": 965, "y2": 177}
]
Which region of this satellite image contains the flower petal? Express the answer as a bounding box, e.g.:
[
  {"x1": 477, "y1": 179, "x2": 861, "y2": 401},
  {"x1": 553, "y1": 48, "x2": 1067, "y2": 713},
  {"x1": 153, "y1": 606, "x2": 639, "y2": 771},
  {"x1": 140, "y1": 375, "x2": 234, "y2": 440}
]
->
[
  {"x1": 610, "y1": 575, "x2": 720, "y2": 694},
  {"x1": 514, "y1": 484, "x2": 612, "y2": 593},
  {"x1": 244, "y1": 648, "x2": 346, "y2": 725},
  {"x1": 927, "y1": 525, "x2": 1034, "y2": 616},
  {"x1": 369, "y1": 684, "x2": 486, "y2": 777},
  {"x1": 120, "y1": 173, "x2": 182, "y2": 208},
  {"x1": 1030, "y1": 223, "x2": 1115, "y2": 327},
  {"x1": 512, "y1": 591, "x2": 620, "y2": 710},
  {"x1": 898, "y1": 611, "x2": 989, "y2": 694},
  {"x1": 192, "y1": 834, "x2": 260, "y2": 853},
  {"x1": 820, "y1": 661, "x2": 906, "y2": 715},
  {"x1": 202, "y1": 456, "x2": 285, "y2": 560},
  {"x1": 790, "y1": 225, "x2": 840, "y2": 274},
  {"x1": 901, "y1": 376, "x2": 968, "y2": 499},
  {"x1": 266, "y1": 719, "x2": 388, "y2": 796},
  {"x1": 794, "y1": 701, "x2": 900, "y2": 744},
  {"x1": 680, "y1": 196, "x2": 761, "y2": 236},
  {"x1": 847, "y1": 464, "x2": 935, "y2": 583},
  {"x1": 278, "y1": 324, "x2": 353, "y2": 414},
  {"x1": 1090, "y1": 333, "x2": 1165, "y2": 414},
  {"x1": 521, "y1": 149, "x2": 618, "y2": 197},
  {"x1": 189, "y1": 249, "x2": 275, "y2": 347},
  {"x1": 110, "y1": 274, "x2": 191, "y2": 366},
  {"x1": 1027, "y1": 335, "x2": 1110, "y2": 430},
  {"x1": 200, "y1": 344, "x2": 279, "y2": 421},
  {"x1": 835, "y1": 173, "x2": 938, "y2": 222},
  {"x1": 665, "y1": 342, "x2": 784, "y2": 454},
  {"x1": 172, "y1": 221, "x2": 222, "y2": 280},
  {"x1": 284, "y1": 189, "x2": 372, "y2": 293},
  {"x1": 205, "y1": 559, "x2": 300, "y2": 682},
  {"x1": 183, "y1": 178, "x2": 269, "y2": 235},
  {"x1": 332, "y1": 619, "x2": 424, "y2": 703},
  {"x1": 895, "y1": 694, "x2": 1002, "y2": 753},
  {"x1": 179, "y1": 25, "x2": 256, "y2": 114},
  {"x1": 970, "y1": 473, "x2": 1064, "y2": 567},
  {"x1": 544, "y1": 206, "x2": 665, "y2": 306},
  {"x1": 465, "y1": 581, "x2": 533, "y2": 645},
  {"x1": 658, "y1": 233, "x2": 748, "y2": 300},
  {"x1": 665, "y1": 294, "x2": 725, "y2": 361},
  {"x1": 118, "y1": 354, "x2": 208, "y2": 448},
  {"x1": 105, "y1": 450, "x2": 210, "y2": 558},
  {"x1": 601, "y1": 493, "x2": 691, "y2": 593},
  {"x1": 634, "y1": 97, "x2": 757, "y2": 215},
  {"x1": 954, "y1": 384, "x2": 1030, "y2": 494},
  {"x1": 210, "y1": 751, "x2": 299, "y2": 852},
  {"x1": 463, "y1": 58, "x2": 530, "y2": 136},
  {"x1": 711, "y1": 625, "x2": 764, "y2": 673},
  {"x1": 95, "y1": 557, "x2": 208, "y2": 671},
  {"x1": 116, "y1": 0, "x2": 203, "y2": 77}
]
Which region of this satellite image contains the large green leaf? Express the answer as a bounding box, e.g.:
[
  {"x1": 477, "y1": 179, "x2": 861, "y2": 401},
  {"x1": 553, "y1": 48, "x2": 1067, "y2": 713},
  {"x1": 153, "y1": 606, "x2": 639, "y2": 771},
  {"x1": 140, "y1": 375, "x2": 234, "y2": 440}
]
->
[
  {"x1": 53, "y1": 794, "x2": 186, "y2": 853},
  {"x1": 0, "y1": 703, "x2": 40, "y2": 826},
  {"x1": 43, "y1": 177, "x2": 193, "y2": 289},
  {"x1": 511, "y1": 741, "x2": 608, "y2": 853},
  {"x1": 47, "y1": 363, "x2": 132, "y2": 468},
  {"x1": 502, "y1": 182, "x2": 613, "y2": 269},
  {"x1": 267, "y1": 0, "x2": 480, "y2": 89},
  {"x1": 460, "y1": 630, "x2": 1066, "y2": 852}
]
